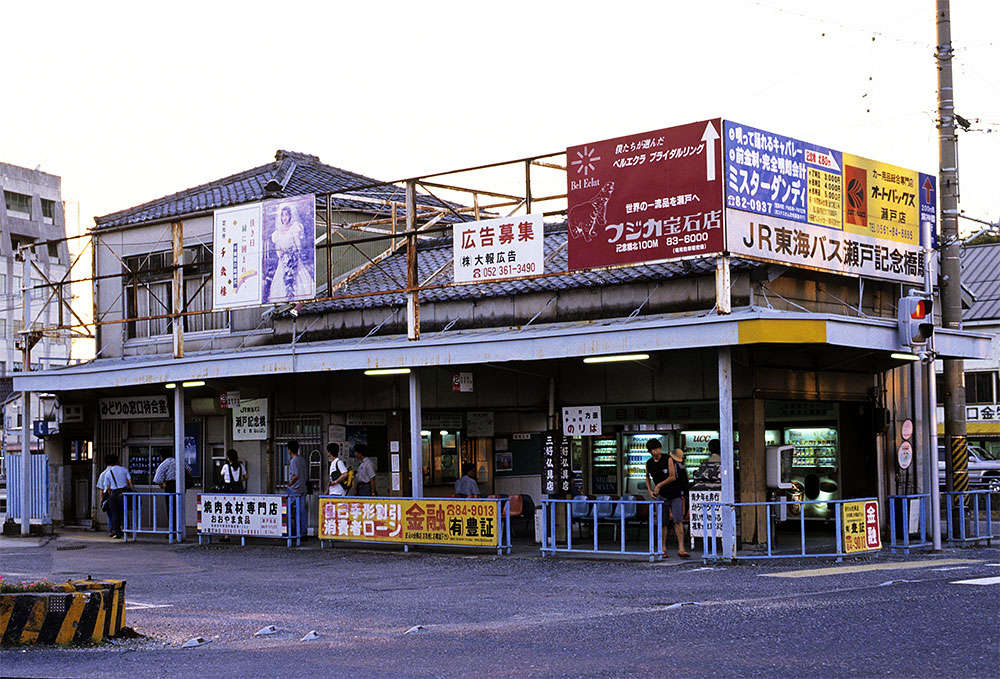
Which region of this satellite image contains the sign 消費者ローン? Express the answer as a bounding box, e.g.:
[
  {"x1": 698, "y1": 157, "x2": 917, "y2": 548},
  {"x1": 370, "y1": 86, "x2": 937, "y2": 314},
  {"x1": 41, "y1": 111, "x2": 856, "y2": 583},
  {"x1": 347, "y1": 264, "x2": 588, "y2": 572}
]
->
[
  {"x1": 99, "y1": 395, "x2": 170, "y2": 420},
  {"x1": 453, "y1": 214, "x2": 544, "y2": 283},
  {"x1": 198, "y1": 494, "x2": 286, "y2": 537},
  {"x1": 562, "y1": 405, "x2": 602, "y2": 436},
  {"x1": 566, "y1": 119, "x2": 725, "y2": 270},
  {"x1": 722, "y1": 120, "x2": 933, "y2": 285},
  {"x1": 232, "y1": 398, "x2": 268, "y2": 441},
  {"x1": 841, "y1": 499, "x2": 881, "y2": 554},
  {"x1": 318, "y1": 497, "x2": 501, "y2": 547}
]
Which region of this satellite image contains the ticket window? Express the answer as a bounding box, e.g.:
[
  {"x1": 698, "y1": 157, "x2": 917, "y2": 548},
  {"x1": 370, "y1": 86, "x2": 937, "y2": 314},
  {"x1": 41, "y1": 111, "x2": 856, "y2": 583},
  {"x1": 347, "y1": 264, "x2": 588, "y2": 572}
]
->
[
  {"x1": 462, "y1": 437, "x2": 493, "y2": 492},
  {"x1": 422, "y1": 429, "x2": 463, "y2": 486}
]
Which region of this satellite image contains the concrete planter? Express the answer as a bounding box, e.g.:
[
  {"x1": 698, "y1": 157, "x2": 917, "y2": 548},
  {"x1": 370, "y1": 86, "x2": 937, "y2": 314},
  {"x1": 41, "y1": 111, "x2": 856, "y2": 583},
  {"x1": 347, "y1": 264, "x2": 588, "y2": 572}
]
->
[{"x1": 0, "y1": 579, "x2": 126, "y2": 646}]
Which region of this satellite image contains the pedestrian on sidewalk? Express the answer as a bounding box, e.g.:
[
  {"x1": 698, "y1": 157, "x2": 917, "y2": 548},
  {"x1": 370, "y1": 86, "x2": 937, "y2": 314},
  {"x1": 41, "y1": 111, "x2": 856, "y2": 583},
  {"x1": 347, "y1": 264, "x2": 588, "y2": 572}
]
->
[
  {"x1": 97, "y1": 454, "x2": 134, "y2": 539},
  {"x1": 327, "y1": 443, "x2": 350, "y2": 496},
  {"x1": 645, "y1": 439, "x2": 690, "y2": 558},
  {"x1": 352, "y1": 445, "x2": 377, "y2": 496},
  {"x1": 153, "y1": 455, "x2": 192, "y2": 527},
  {"x1": 286, "y1": 440, "x2": 309, "y2": 538},
  {"x1": 219, "y1": 449, "x2": 247, "y2": 493}
]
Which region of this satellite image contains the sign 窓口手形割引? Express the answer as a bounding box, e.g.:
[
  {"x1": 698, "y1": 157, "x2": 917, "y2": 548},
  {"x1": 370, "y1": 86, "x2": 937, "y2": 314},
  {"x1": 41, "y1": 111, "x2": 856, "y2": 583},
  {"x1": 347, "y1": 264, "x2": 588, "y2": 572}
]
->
[
  {"x1": 318, "y1": 497, "x2": 501, "y2": 547},
  {"x1": 566, "y1": 119, "x2": 725, "y2": 270}
]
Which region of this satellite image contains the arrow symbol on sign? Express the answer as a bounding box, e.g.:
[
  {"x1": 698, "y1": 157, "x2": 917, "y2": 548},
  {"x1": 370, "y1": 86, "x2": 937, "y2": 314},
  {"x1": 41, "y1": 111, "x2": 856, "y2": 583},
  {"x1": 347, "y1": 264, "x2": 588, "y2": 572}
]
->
[
  {"x1": 922, "y1": 176, "x2": 934, "y2": 203},
  {"x1": 701, "y1": 121, "x2": 720, "y2": 182}
]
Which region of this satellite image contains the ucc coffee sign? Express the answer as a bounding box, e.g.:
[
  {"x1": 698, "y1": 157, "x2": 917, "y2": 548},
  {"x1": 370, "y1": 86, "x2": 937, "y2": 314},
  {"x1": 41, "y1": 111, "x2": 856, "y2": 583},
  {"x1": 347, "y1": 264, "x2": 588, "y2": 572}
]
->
[{"x1": 566, "y1": 118, "x2": 725, "y2": 270}]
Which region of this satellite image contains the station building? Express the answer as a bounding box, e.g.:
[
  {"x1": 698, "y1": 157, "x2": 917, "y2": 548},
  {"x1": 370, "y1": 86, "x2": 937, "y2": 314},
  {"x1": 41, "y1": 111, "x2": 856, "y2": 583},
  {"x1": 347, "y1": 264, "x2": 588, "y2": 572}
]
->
[{"x1": 10, "y1": 145, "x2": 991, "y2": 549}]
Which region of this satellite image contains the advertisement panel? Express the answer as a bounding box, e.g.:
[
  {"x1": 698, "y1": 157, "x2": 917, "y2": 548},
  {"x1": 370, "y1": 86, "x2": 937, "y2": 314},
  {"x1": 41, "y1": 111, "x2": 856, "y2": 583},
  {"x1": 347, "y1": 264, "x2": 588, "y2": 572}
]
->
[
  {"x1": 689, "y1": 489, "x2": 723, "y2": 542},
  {"x1": 213, "y1": 203, "x2": 264, "y2": 309},
  {"x1": 566, "y1": 119, "x2": 725, "y2": 269},
  {"x1": 318, "y1": 497, "x2": 500, "y2": 547},
  {"x1": 723, "y1": 120, "x2": 933, "y2": 284},
  {"x1": 99, "y1": 396, "x2": 170, "y2": 420},
  {"x1": 453, "y1": 214, "x2": 544, "y2": 283},
  {"x1": 212, "y1": 194, "x2": 316, "y2": 310},
  {"x1": 841, "y1": 499, "x2": 881, "y2": 553},
  {"x1": 197, "y1": 493, "x2": 287, "y2": 537},
  {"x1": 262, "y1": 194, "x2": 316, "y2": 303}
]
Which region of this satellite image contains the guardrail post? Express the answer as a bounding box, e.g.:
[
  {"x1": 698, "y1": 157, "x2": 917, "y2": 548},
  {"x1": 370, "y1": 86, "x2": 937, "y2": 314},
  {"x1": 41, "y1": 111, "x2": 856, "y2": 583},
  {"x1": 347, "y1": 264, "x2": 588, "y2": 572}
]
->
[
  {"x1": 765, "y1": 503, "x2": 772, "y2": 557},
  {"x1": 799, "y1": 502, "x2": 806, "y2": 556},
  {"x1": 834, "y1": 501, "x2": 843, "y2": 563},
  {"x1": 619, "y1": 501, "x2": 626, "y2": 554}
]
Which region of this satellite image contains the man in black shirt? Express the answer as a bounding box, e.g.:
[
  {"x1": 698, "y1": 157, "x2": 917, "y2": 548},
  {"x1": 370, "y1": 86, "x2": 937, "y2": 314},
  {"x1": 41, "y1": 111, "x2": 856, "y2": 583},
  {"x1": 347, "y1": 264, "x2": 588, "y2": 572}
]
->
[{"x1": 645, "y1": 439, "x2": 690, "y2": 558}]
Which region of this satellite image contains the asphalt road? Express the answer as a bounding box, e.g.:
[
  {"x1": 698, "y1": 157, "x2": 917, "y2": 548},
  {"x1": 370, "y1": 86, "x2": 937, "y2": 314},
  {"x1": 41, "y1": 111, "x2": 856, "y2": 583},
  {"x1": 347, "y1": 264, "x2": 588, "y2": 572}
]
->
[{"x1": 1, "y1": 534, "x2": 998, "y2": 678}]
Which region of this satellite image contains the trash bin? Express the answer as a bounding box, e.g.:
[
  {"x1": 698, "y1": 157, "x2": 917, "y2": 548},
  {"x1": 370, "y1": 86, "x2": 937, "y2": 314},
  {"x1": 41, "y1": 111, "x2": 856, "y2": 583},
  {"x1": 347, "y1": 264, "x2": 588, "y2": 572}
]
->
[{"x1": 534, "y1": 503, "x2": 568, "y2": 545}]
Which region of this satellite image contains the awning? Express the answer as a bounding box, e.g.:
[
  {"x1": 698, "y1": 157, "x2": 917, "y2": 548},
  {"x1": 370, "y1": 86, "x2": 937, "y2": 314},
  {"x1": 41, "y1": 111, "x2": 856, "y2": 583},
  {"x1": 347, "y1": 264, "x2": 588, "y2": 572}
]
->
[{"x1": 12, "y1": 308, "x2": 992, "y2": 393}]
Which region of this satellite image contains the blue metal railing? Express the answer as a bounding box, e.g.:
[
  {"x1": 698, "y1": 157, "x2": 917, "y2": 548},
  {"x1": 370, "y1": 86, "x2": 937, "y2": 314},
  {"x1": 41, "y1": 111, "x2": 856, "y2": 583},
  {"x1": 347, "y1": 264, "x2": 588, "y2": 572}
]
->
[
  {"x1": 944, "y1": 490, "x2": 995, "y2": 545},
  {"x1": 318, "y1": 496, "x2": 512, "y2": 555},
  {"x1": 888, "y1": 494, "x2": 932, "y2": 554},
  {"x1": 540, "y1": 497, "x2": 664, "y2": 562},
  {"x1": 196, "y1": 493, "x2": 304, "y2": 547},
  {"x1": 701, "y1": 497, "x2": 881, "y2": 561},
  {"x1": 123, "y1": 492, "x2": 183, "y2": 543},
  {"x1": 4, "y1": 453, "x2": 50, "y2": 524}
]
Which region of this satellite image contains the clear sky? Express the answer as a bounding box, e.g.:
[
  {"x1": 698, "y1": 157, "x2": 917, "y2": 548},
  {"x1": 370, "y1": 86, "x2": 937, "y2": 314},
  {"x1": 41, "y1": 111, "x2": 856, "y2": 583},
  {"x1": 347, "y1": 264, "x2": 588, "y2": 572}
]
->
[{"x1": 1, "y1": 0, "x2": 997, "y2": 232}]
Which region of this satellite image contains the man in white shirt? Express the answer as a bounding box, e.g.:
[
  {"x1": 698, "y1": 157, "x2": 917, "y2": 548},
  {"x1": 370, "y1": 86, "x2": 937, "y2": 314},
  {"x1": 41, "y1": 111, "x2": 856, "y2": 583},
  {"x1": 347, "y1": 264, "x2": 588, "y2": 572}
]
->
[
  {"x1": 327, "y1": 443, "x2": 349, "y2": 496},
  {"x1": 97, "y1": 454, "x2": 134, "y2": 539},
  {"x1": 353, "y1": 445, "x2": 377, "y2": 496}
]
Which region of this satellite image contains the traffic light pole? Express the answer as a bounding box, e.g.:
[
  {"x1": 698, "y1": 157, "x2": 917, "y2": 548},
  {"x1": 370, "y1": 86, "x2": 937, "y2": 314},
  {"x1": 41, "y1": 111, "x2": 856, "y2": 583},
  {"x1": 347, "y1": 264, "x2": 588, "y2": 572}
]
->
[{"x1": 936, "y1": 0, "x2": 968, "y2": 494}]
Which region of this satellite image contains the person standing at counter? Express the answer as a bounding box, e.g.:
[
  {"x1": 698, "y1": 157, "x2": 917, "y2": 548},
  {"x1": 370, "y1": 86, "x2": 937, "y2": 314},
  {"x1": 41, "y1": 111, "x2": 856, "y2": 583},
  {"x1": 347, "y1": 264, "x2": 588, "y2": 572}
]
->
[
  {"x1": 644, "y1": 439, "x2": 690, "y2": 558},
  {"x1": 454, "y1": 463, "x2": 480, "y2": 497},
  {"x1": 353, "y1": 445, "x2": 377, "y2": 496}
]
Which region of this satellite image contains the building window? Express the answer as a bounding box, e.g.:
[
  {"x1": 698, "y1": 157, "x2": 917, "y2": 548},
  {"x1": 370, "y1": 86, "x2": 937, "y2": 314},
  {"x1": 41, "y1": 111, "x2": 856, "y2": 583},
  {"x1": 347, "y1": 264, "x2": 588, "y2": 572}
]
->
[
  {"x1": 47, "y1": 242, "x2": 59, "y2": 260},
  {"x1": 123, "y1": 246, "x2": 228, "y2": 339},
  {"x1": 40, "y1": 199, "x2": 57, "y2": 225},
  {"x1": 4, "y1": 191, "x2": 31, "y2": 220},
  {"x1": 965, "y1": 371, "x2": 996, "y2": 405}
]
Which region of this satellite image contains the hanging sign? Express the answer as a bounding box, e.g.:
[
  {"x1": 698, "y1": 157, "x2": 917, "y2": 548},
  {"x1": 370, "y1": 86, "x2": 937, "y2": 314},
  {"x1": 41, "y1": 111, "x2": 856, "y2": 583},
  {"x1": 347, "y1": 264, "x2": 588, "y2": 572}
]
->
[
  {"x1": 562, "y1": 405, "x2": 602, "y2": 436},
  {"x1": 897, "y1": 441, "x2": 913, "y2": 470},
  {"x1": 466, "y1": 411, "x2": 495, "y2": 438},
  {"x1": 233, "y1": 398, "x2": 269, "y2": 441},
  {"x1": 452, "y1": 372, "x2": 474, "y2": 393},
  {"x1": 453, "y1": 214, "x2": 544, "y2": 283},
  {"x1": 689, "y1": 489, "x2": 723, "y2": 543},
  {"x1": 901, "y1": 418, "x2": 913, "y2": 441},
  {"x1": 213, "y1": 203, "x2": 264, "y2": 309}
]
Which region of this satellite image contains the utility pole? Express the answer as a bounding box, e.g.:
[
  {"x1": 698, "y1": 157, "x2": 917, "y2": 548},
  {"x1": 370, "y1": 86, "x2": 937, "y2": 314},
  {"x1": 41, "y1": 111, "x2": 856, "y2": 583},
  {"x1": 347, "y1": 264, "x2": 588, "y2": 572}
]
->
[{"x1": 936, "y1": 0, "x2": 969, "y2": 494}]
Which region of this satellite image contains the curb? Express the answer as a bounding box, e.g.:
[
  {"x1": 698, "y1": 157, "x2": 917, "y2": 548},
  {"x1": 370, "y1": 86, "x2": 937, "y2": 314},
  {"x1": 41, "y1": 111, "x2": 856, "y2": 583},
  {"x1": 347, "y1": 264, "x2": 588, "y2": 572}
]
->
[{"x1": 0, "y1": 579, "x2": 126, "y2": 646}]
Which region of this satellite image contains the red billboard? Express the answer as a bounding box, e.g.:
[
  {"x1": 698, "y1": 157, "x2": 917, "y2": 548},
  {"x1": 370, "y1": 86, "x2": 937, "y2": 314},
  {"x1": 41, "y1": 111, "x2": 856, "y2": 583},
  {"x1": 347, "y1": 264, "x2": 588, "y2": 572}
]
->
[{"x1": 566, "y1": 119, "x2": 724, "y2": 270}]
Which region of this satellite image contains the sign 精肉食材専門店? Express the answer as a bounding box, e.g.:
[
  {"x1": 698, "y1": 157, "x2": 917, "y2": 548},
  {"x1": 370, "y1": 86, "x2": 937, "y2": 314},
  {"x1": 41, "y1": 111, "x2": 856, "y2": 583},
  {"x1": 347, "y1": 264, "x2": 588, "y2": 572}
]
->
[
  {"x1": 453, "y1": 214, "x2": 544, "y2": 283},
  {"x1": 198, "y1": 494, "x2": 286, "y2": 537},
  {"x1": 318, "y1": 497, "x2": 501, "y2": 547},
  {"x1": 566, "y1": 119, "x2": 725, "y2": 270},
  {"x1": 723, "y1": 120, "x2": 933, "y2": 285}
]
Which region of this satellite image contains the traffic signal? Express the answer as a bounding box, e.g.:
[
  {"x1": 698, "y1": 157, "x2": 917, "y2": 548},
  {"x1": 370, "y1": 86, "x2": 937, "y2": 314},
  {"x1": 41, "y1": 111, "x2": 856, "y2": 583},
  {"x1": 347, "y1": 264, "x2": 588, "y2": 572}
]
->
[{"x1": 898, "y1": 294, "x2": 934, "y2": 346}]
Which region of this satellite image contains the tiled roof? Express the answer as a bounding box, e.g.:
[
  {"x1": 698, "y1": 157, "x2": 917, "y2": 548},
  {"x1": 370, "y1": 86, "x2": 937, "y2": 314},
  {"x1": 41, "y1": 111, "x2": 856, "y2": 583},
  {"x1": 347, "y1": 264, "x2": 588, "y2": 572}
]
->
[
  {"x1": 298, "y1": 222, "x2": 759, "y2": 314},
  {"x1": 963, "y1": 243, "x2": 1000, "y2": 322},
  {"x1": 94, "y1": 150, "x2": 460, "y2": 228}
]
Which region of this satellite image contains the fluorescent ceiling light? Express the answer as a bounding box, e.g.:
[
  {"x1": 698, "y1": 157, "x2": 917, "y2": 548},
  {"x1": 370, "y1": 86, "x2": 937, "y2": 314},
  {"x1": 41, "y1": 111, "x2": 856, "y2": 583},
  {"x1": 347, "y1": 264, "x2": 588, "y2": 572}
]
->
[
  {"x1": 364, "y1": 368, "x2": 411, "y2": 376},
  {"x1": 583, "y1": 353, "x2": 650, "y2": 364},
  {"x1": 890, "y1": 353, "x2": 920, "y2": 361},
  {"x1": 165, "y1": 383, "x2": 176, "y2": 389},
  {"x1": 182, "y1": 380, "x2": 206, "y2": 387}
]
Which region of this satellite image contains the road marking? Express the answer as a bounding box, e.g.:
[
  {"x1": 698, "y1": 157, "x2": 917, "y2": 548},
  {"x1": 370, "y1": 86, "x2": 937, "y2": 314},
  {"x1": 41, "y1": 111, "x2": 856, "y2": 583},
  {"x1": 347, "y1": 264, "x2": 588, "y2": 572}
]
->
[
  {"x1": 930, "y1": 566, "x2": 971, "y2": 572},
  {"x1": 951, "y1": 576, "x2": 1000, "y2": 586},
  {"x1": 125, "y1": 602, "x2": 174, "y2": 611},
  {"x1": 761, "y1": 558, "x2": 982, "y2": 578}
]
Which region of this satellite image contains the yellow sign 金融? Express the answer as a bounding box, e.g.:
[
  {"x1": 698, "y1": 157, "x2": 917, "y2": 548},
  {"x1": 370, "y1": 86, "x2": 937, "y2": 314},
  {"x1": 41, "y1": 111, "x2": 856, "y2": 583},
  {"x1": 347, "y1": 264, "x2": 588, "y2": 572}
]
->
[
  {"x1": 841, "y1": 499, "x2": 881, "y2": 554},
  {"x1": 318, "y1": 497, "x2": 501, "y2": 547},
  {"x1": 842, "y1": 154, "x2": 919, "y2": 245}
]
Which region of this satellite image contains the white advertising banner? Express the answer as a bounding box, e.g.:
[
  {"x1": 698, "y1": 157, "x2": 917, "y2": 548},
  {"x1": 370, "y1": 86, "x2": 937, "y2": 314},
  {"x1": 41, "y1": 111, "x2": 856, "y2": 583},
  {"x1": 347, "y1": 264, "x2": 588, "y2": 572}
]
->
[
  {"x1": 197, "y1": 494, "x2": 287, "y2": 536},
  {"x1": 213, "y1": 203, "x2": 264, "y2": 309},
  {"x1": 562, "y1": 405, "x2": 602, "y2": 436},
  {"x1": 726, "y1": 208, "x2": 925, "y2": 284},
  {"x1": 99, "y1": 396, "x2": 170, "y2": 420},
  {"x1": 453, "y1": 213, "x2": 545, "y2": 283},
  {"x1": 233, "y1": 398, "x2": 269, "y2": 441},
  {"x1": 689, "y1": 489, "x2": 723, "y2": 542}
]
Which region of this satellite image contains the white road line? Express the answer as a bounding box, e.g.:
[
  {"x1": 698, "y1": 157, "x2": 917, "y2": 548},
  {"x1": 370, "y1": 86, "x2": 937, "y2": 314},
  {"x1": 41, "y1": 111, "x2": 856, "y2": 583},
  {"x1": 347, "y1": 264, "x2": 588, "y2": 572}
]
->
[
  {"x1": 931, "y1": 566, "x2": 971, "y2": 572},
  {"x1": 125, "y1": 602, "x2": 174, "y2": 610},
  {"x1": 951, "y1": 576, "x2": 1000, "y2": 586}
]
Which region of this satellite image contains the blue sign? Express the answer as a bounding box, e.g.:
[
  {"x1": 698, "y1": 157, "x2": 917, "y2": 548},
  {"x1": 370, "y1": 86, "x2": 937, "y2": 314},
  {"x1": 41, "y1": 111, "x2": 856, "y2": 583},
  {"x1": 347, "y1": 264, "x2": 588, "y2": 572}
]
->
[
  {"x1": 918, "y1": 172, "x2": 938, "y2": 249},
  {"x1": 724, "y1": 121, "x2": 843, "y2": 228}
]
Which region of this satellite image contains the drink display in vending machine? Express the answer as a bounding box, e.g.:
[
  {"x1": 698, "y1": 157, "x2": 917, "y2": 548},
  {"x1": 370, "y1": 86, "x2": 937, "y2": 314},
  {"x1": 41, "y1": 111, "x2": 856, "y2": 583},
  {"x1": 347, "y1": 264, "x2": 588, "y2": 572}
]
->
[
  {"x1": 623, "y1": 433, "x2": 672, "y2": 496},
  {"x1": 782, "y1": 427, "x2": 840, "y2": 519},
  {"x1": 590, "y1": 435, "x2": 620, "y2": 495}
]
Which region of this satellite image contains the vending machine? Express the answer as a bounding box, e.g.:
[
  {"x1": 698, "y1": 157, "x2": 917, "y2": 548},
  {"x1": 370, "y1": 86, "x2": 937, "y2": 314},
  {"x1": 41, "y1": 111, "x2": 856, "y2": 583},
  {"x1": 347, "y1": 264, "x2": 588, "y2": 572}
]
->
[
  {"x1": 782, "y1": 427, "x2": 840, "y2": 519},
  {"x1": 622, "y1": 432, "x2": 676, "y2": 496},
  {"x1": 589, "y1": 435, "x2": 620, "y2": 495}
]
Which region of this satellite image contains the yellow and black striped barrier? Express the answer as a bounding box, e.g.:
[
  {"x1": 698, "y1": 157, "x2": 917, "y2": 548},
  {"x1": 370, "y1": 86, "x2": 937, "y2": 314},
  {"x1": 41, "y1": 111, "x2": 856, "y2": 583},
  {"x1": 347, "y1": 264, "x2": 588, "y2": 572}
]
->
[
  {"x1": 951, "y1": 436, "x2": 969, "y2": 492},
  {"x1": 0, "y1": 579, "x2": 125, "y2": 646}
]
